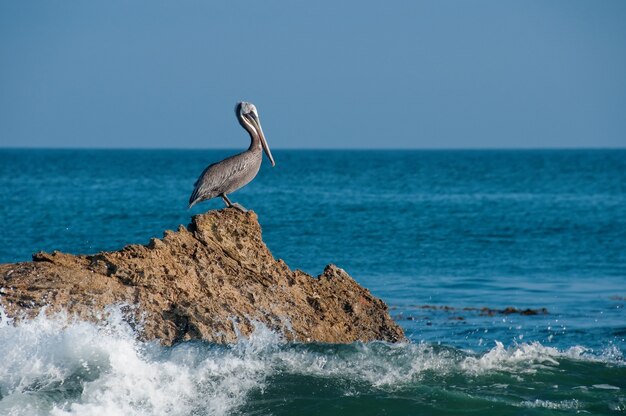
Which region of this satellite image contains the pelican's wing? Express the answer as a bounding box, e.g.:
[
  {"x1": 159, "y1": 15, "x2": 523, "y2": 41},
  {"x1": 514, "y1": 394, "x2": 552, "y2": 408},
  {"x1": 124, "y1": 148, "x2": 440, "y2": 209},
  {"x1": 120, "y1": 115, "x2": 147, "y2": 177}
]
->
[{"x1": 188, "y1": 155, "x2": 249, "y2": 208}]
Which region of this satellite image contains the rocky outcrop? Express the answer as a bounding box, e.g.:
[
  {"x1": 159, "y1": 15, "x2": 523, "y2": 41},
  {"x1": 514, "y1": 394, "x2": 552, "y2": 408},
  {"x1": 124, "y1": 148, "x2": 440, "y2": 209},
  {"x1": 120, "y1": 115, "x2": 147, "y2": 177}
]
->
[{"x1": 0, "y1": 209, "x2": 404, "y2": 345}]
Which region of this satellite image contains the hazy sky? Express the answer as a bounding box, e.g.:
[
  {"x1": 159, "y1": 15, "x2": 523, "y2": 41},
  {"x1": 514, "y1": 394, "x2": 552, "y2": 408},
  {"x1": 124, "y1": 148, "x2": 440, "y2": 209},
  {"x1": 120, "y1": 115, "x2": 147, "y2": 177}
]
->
[{"x1": 1, "y1": 1, "x2": 625, "y2": 149}]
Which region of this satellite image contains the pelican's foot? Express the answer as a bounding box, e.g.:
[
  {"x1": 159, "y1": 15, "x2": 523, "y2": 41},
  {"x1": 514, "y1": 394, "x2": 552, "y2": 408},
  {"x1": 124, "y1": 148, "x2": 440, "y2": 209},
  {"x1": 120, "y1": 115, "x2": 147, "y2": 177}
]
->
[{"x1": 231, "y1": 203, "x2": 248, "y2": 213}]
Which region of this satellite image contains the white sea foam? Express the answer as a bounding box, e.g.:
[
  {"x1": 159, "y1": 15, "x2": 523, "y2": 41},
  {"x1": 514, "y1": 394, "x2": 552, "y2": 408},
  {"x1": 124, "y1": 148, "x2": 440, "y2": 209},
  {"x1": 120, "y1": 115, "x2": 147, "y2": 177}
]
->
[
  {"x1": 272, "y1": 341, "x2": 457, "y2": 387},
  {"x1": 461, "y1": 340, "x2": 570, "y2": 374},
  {"x1": 0, "y1": 307, "x2": 622, "y2": 415},
  {"x1": 0, "y1": 307, "x2": 277, "y2": 416},
  {"x1": 520, "y1": 399, "x2": 581, "y2": 410}
]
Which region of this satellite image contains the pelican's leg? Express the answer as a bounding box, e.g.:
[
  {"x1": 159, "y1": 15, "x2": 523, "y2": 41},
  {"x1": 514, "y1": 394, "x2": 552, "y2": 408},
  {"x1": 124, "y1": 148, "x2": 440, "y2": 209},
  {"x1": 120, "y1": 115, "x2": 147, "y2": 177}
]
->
[
  {"x1": 221, "y1": 194, "x2": 248, "y2": 213},
  {"x1": 220, "y1": 194, "x2": 232, "y2": 208}
]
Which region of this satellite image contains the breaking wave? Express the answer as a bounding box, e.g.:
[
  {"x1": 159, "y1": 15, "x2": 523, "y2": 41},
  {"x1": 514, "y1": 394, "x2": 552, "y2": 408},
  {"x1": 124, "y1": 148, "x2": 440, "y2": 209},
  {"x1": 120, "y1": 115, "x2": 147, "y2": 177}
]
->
[{"x1": 0, "y1": 307, "x2": 623, "y2": 415}]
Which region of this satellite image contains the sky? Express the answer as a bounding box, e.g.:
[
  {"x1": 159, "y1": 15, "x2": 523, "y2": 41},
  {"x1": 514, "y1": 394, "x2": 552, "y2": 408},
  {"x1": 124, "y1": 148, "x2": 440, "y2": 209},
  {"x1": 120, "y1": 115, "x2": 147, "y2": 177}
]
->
[{"x1": 1, "y1": 1, "x2": 625, "y2": 149}]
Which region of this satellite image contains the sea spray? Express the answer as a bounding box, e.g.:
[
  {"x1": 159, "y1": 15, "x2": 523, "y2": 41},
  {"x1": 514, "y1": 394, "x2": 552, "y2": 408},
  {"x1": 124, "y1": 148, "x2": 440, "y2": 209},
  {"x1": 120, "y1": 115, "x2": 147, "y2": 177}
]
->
[{"x1": 0, "y1": 307, "x2": 278, "y2": 416}]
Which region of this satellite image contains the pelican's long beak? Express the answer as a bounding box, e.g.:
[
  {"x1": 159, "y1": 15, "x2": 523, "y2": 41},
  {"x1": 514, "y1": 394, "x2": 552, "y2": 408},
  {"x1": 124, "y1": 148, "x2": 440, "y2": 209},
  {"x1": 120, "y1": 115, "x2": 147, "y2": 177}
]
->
[{"x1": 250, "y1": 114, "x2": 275, "y2": 167}]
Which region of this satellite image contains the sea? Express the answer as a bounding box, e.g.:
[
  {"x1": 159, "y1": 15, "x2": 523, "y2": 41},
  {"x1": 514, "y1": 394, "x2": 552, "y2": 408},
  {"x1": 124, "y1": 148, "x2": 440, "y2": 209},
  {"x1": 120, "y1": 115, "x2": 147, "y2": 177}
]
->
[{"x1": 0, "y1": 149, "x2": 624, "y2": 415}]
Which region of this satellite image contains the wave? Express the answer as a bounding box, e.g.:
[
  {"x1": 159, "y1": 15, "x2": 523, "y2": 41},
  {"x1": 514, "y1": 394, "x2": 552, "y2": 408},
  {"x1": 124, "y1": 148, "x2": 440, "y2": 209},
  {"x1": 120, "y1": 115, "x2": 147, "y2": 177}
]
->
[{"x1": 0, "y1": 307, "x2": 624, "y2": 415}]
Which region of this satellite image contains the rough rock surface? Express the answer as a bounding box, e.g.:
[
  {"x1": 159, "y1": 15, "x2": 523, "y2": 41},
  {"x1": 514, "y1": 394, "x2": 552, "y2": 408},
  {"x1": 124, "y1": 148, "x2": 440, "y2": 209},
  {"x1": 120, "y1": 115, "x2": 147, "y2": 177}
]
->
[{"x1": 0, "y1": 209, "x2": 404, "y2": 345}]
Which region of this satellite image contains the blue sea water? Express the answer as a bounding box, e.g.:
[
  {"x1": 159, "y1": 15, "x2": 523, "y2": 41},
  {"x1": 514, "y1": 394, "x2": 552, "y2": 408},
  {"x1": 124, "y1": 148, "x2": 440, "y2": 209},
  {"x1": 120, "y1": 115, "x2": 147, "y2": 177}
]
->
[{"x1": 0, "y1": 149, "x2": 625, "y2": 415}]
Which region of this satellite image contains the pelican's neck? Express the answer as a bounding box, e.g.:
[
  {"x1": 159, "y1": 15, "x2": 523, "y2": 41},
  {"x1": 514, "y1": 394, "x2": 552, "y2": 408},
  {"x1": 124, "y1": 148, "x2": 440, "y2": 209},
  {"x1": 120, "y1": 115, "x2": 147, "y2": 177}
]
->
[
  {"x1": 238, "y1": 113, "x2": 261, "y2": 151},
  {"x1": 247, "y1": 130, "x2": 261, "y2": 151}
]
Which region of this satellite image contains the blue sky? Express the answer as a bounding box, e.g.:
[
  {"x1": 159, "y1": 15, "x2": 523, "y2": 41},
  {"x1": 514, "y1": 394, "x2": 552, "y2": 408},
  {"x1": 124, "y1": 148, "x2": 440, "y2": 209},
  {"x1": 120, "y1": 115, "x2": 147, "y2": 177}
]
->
[{"x1": 1, "y1": 1, "x2": 625, "y2": 149}]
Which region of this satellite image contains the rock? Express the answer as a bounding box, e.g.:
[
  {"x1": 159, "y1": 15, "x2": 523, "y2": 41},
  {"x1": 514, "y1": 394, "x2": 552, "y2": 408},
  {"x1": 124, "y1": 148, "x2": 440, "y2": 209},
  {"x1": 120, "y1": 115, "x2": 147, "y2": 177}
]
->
[{"x1": 0, "y1": 209, "x2": 404, "y2": 345}]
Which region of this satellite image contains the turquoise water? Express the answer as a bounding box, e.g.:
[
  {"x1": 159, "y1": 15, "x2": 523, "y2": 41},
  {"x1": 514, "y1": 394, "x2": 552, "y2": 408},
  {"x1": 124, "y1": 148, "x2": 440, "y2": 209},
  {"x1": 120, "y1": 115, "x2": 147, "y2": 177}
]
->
[{"x1": 0, "y1": 149, "x2": 625, "y2": 414}]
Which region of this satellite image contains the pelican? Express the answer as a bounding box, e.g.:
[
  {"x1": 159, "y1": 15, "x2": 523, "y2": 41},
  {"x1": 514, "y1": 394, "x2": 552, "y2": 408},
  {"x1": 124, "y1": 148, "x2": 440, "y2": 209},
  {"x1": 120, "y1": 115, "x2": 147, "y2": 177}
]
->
[{"x1": 188, "y1": 102, "x2": 275, "y2": 212}]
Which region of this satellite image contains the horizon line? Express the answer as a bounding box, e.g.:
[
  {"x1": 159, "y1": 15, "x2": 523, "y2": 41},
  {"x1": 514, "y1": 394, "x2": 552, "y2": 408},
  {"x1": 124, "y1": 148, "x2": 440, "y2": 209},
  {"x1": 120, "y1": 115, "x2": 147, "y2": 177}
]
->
[{"x1": 1, "y1": 146, "x2": 625, "y2": 151}]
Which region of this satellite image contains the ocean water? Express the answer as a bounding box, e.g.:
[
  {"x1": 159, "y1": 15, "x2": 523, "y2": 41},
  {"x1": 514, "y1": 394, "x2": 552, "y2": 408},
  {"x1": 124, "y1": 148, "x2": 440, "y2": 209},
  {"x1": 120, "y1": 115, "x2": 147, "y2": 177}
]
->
[{"x1": 0, "y1": 149, "x2": 625, "y2": 415}]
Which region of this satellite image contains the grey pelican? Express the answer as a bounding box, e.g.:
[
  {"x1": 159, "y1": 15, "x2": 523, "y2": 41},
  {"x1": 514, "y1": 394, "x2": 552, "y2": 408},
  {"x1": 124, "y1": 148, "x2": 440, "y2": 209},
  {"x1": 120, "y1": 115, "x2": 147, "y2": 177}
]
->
[{"x1": 188, "y1": 102, "x2": 275, "y2": 211}]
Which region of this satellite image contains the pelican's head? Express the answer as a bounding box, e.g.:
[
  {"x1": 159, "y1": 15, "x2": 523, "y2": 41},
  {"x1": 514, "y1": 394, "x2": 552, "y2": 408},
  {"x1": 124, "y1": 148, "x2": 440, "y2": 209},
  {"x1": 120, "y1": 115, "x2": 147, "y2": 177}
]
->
[{"x1": 236, "y1": 101, "x2": 275, "y2": 167}]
